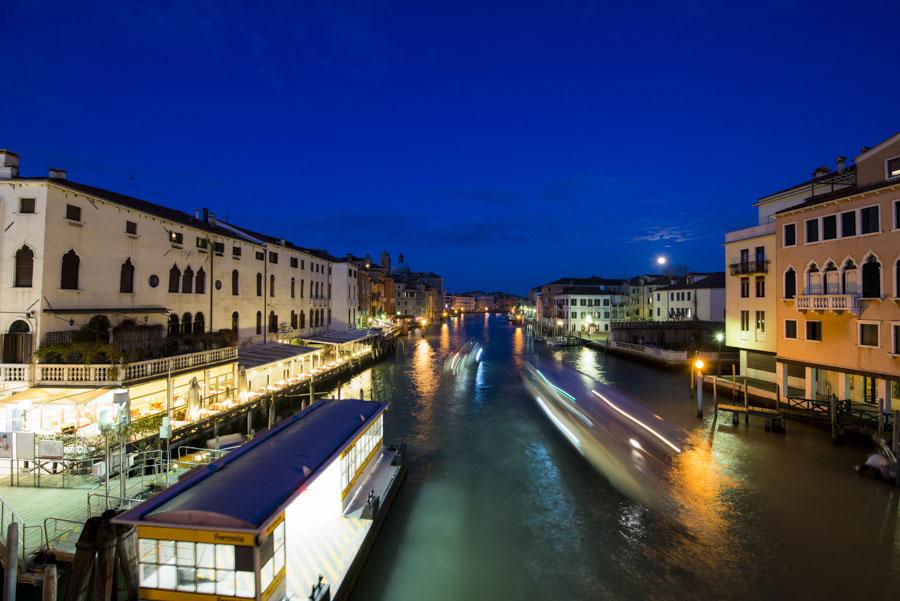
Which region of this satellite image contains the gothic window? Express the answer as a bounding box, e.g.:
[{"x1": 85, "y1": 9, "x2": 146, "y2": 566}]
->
[{"x1": 60, "y1": 250, "x2": 80, "y2": 290}]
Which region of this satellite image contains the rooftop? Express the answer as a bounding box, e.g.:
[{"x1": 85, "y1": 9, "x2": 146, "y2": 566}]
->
[
  {"x1": 6, "y1": 177, "x2": 337, "y2": 260},
  {"x1": 775, "y1": 177, "x2": 900, "y2": 216},
  {"x1": 658, "y1": 272, "x2": 726, "y2": 291},
  {"x1": 115, "y1": 399, "x2": 385, "y2": 530}
]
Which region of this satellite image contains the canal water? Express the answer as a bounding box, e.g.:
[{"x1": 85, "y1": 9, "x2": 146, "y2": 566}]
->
[{"x1": 336, "y1": 315, "x2": 899, "y2": 600}]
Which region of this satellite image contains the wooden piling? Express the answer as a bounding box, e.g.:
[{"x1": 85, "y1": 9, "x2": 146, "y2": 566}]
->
[
  {"x1": 712, "y1": 377, "x2": 717, "y2": 407},
  {"x1": 743, "y1": 381, "x2": 749, "y2": 424},
  {"x1": 64, "y1": 516, "x2": 99, "y2": 601},
  {"x1": 93, "y1": 518, "x2": 117, "y2": 601},
  {"x1": 829, "y1": 395, "x2": 839, "y2": 445},
  {"x1": 4, "y1": 522, "x2": 18, "y2": 601},
  {"x1": 41, "y1": 565, "x2": 57, "y2": 601},
  {"x1": 893, "y1": 410, "x2": 900, "y2": 487},
  {"x1": 696, "y1": 372, "x2": 703, "y2": 418},
  {"x1": 115, "y1": 524, "x2": 139, "y2": 601},
  {"x1": 731, "y1": 364, "x2": 737, "y2": 399},
  {"x1": 877, "y1": 396, "x2": 884, "y2": 438}
]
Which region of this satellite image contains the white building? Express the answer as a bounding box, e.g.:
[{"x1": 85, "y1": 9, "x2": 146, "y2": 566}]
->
[
  {"x1": 331, "y1": 261, "x2": 360, "y2": 331},
  {"x1": 553, "y1": 287, "x2": 627, "y2": 335},
  {"x1": 653, "y1": 273, "x2": 726, "y2": 322},
  {"x1": 0, "y1": 150, "x2": 339, "y2": 363}
]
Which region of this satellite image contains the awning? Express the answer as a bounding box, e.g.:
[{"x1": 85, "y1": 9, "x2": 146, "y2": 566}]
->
[
  {"x1": 43, "y1": 307, "x2": 169, "y2": 314},
  {"x1": 0, "y1": 387, "x2": 114, "y2": 406},
  {"x1": 238, "y1": 343, "x2": 321, "y2": 370},
  {"x1": 298, "y1": 329, "x2": 381, "y2": 347}
]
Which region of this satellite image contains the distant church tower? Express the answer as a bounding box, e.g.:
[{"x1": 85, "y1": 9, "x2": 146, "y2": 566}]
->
[{"x1": 380, "y1": 250, "x2": 391, "y2": 273}]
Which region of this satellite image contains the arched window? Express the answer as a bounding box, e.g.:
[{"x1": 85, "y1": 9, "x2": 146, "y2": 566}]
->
[
  {"x1": 256, "y1": 273, "x2": 263, "y2": 297},
  {"x1": 232, "y1": 270, "x2": 239, "y2": 296},
  {"x1": 120, "y1": 258, "x2": 135, "y2": 293},
  {"x1": 231, "y1": 312, "x2": 239, "y2": 335},
  {"x1": 14, "y1": 246, "x2": 34, "y2": 288},
  {"x1": 842, "y1": 259, "x2": 858, "y2": 294},
  {"x1": 291, "y1": 277, "x2": 296, "y2": 298},
  {"x1": 60, "y1": 249, "x2": 80, "y2": 290},
  {"x1": 291, "y1": 311, "x2": 297, "y2": 329},
  {"x1": 182, "y1": 266, "x2": 194, "y2": 294},
  {"x1": 805, "y1": 263, "x2": 821, "y2": 295},
  {"x1": 255, "y1": 311, "x2": 262, "y2": 335},
  {"x1": 270, "y1": 274, "x2": 275, "y2": 297},
  {"x1": 299, "y1": 310, "x2": 305, "y2": 329},
  {"x1": 167, "y1": 314, "x2": 180, "y2": 336},
  {"x1": 861, "y1": 256, "x2": 881, "y2": 298},
  {"x1": 895, "y1": 258, "x2": 900, "y2": 298},
  {"x1": 193, "y1": 312, "x2": 205, "y2": 334},
  {"x1": 784, "y1": 268, "x2": 796, "y2": 299},
  {"x1": 181, "y1": 312, "x2": 193, "y2": 334},
  {"x1": 195, "y1": 268, "x2": 206, "y2": 294},
  {"x1": 300, "y1": 279, "x2": 305, "y2": 298},
  {"x1": 2, "y1": 320, "x2": 32, "y2": 364},
  {"x1": 268, "y1": 311, "x2": 277, "y2": 333},
  {"x1": 169, "y1": 265, "x2": 181, "y2": 293},
  {"x1": 824, "y1": 262, "x2": 839, "y2": 295}
]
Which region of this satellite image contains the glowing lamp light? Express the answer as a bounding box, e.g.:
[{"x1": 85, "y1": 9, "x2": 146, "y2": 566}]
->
[
  {"x1": 694, "y1": 359, "x2": 705, "y2": 370},
  {"x1": 715, "y1": 332, "x2": 724, "y2": 343}
]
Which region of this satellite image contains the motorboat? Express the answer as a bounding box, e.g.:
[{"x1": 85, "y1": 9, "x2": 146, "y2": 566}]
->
[
  {"x1": 521, "y1": 360, "x2": 683, "y2": 510},
  {"x1": 443, "y1": 338, "x2": 484, "y2": 375}
]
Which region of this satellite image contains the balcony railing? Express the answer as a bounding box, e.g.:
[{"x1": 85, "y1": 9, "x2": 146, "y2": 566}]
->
[
  {"x1": 729, "y1": 260, "x2": 769, "y2": 276},
  {"x1": 1, "y1": 347, "x2": 240, "y2": 388},
  {"x1": 795, "y1": 294, "x2": 860, "y2": 314}
]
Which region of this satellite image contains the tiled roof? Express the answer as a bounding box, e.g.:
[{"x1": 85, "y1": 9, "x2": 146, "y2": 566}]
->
[
  {"x1": 658, "y1": 272, "x2": 726, "y2": 291},
  {"x1": 17, "y1": 177, "x2": 337, "y2": 259},
  {"x1": 775, "y1": 178, "x2": 899, "y2": 215}
]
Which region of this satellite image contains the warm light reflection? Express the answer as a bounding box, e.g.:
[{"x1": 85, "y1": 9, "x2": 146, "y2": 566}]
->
[
  {"x1": 412, "y1": 338, "x2": 437, "y2": 398},
  {"x1": 440, "y1": 322, "x2": 450, "y2": 350},
  {"x1": 513, "y1": 326, "x2": 524, "y2": 355}
]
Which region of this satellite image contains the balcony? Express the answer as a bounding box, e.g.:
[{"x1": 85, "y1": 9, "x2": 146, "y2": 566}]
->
[
  {"x1": 1, "y1": 347, "x2": 239, "y2": 390},
  {"x1": 729, "y1": 260, "x2": 769, "y2": 276},
  {"x1": 795, "y1": 294, "x2": 860, "y2": 315}
]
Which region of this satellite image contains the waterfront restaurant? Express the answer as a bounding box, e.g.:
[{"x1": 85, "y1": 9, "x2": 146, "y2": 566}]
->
[{"x1": 114, "y1": 399, "x2": 402, "y2": 601}]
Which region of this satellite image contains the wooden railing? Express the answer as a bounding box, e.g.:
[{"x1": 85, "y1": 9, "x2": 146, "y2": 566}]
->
[{"x1": 33, "y1": 346, "x2": 238, "y2": 386}]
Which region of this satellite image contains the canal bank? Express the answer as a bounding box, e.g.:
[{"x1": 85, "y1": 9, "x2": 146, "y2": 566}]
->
[{"x1": 348, "y1": 315, "x2": 899, "y2": 601}]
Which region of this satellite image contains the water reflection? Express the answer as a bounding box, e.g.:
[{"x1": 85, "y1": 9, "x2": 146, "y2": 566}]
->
[{"x1": 513, "y1": 326, "x2": 524, "y2": 355}]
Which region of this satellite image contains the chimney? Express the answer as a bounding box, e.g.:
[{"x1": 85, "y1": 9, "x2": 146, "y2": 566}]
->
[
  {"x1": 835, "y1": 156, "x2": 846, "y2": 173},
  {"x1": 208, "y1": 211, "x2": 216, "y2": 226},
  {"x1": 860, "y1": 146, "x2": 872, "y2": 155},
  {"x1": 812, "y1": 165, "x2": 831, "y2": 178},
  {"x1": 194, "y1": 209, "x2": 201, "y2": 220},
  {"x1": 48, "y1": 167, "x2": 67, "y2": 180},
  {"x1": 0, "y1": 150, "x2": 20, "y2": 179},
  {"x1": 202, "y1": 207, "x2": 209, "y2": 223}
]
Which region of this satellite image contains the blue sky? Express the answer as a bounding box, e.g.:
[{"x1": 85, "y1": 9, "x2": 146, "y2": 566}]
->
[{"x1": 4, "y1": 1, "x2": 900, "y2": 294}]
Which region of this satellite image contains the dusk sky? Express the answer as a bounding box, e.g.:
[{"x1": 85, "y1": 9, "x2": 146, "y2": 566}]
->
[{"x1": 5, "y1": 1, "x2": 900, "y2": 295}]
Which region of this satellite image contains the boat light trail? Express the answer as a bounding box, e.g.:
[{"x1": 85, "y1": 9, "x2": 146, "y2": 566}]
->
[
  {"x1": 535, "y1": 396, "x2": 581, "y2": 449},
  {"x1": 590, "y1": 390, "x2": 682, "y2": 454}
]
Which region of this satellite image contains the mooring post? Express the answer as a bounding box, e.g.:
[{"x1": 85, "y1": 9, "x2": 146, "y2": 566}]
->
[
  {"x1": 690, "y1": 365, "x2": 695, "y2": 400},
  {"x1": 114, "y1": 524, "x2": 139, "y2": 601},
  {"x1": 246, "y1": 409, "x2": 252, "y2": 437},
  {"x1": 744, "y1": 381, "x2": 749, "y2": 424},
  {"x1": 713, "y1": 376, "x2": 717, "y2": 407},
  {"x1": 309, "y1": 379, "x2": 314, "y2": 405},
  {"x1": 93, "y1": 518, "x2": 117, "y2": 601},
  {"x1": 830, "y1": 394, "x2": 839, "y2": 445},
  {"x1": 893, "y1": 410, "x2": 900, "y2": 487},
  {"x1": 731, "y1": 363, "x2": 737, "y2": 399},
  {"x1": 877, "y1": 396, "x2": 884, "y2": 438},
  {"x1": 4, "y1": 522, "x2": 18, "y2": 601},
  {"x1": 696, "y1": 371, "x2": 703, "y2": 418},
  {"x1": 41, "y1": 564, "x2": 57, "y2": 601}
]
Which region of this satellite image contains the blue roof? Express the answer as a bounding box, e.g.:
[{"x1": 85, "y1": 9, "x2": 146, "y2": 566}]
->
[{"x1": 116, "y1": 399, "x2": 385, "y2": 530}]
